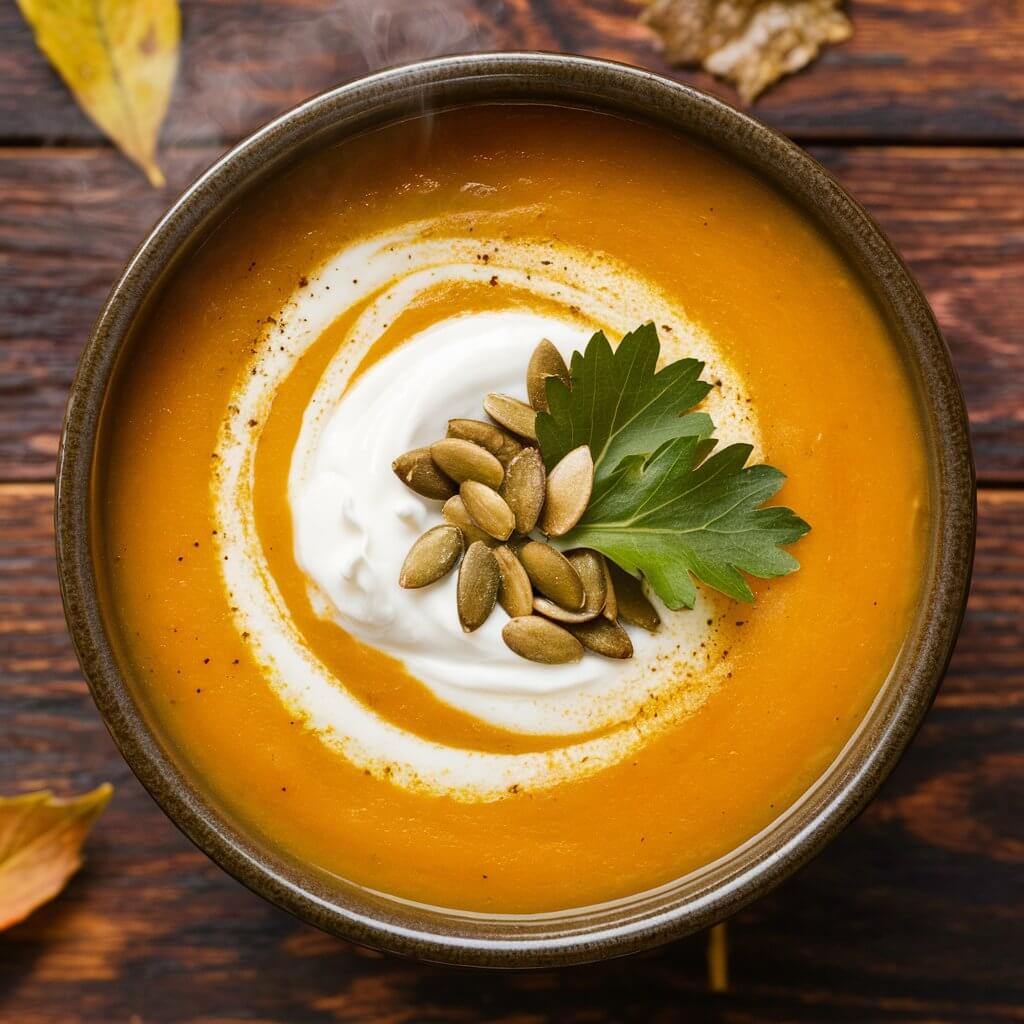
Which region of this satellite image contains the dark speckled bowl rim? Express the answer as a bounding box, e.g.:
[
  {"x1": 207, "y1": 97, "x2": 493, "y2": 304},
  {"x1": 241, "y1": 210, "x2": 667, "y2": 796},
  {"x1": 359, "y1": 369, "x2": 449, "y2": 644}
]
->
[{"x1": 56, "y1": 52, "x2": 975, "y2": 969}]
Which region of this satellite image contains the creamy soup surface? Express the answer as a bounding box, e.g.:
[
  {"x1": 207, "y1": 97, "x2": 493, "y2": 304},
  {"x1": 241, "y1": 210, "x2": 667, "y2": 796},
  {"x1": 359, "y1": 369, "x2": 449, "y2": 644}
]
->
[{"x1": 94, "y1": 105, "x2": 929, "y2": 913}]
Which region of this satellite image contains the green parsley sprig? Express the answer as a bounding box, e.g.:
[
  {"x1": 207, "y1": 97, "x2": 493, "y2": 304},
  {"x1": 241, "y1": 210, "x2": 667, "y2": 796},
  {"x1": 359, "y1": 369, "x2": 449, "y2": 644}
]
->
[{"x1": 536, "y1": 324, "x2": 809, "y2": 609}]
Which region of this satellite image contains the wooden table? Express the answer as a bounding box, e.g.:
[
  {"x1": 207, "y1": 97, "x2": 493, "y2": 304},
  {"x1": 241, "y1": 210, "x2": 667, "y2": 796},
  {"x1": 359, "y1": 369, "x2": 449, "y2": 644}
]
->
[{"x1": 2, "y1": 2, "x2": 1021, "y2": 1020}]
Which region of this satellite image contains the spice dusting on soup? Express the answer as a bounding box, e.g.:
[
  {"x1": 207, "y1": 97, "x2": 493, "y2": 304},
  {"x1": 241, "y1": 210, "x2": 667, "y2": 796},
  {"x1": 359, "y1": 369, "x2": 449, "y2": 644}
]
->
[{"x1": 93, "y1": 106, "x2": 928, "y2": 913}]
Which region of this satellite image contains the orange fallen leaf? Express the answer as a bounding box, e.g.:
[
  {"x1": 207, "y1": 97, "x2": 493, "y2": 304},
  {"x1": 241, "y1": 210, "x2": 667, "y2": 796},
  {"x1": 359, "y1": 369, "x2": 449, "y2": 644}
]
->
[
  {"x1": 642, "y1": 0, "x2": 852, "y2": 102},
  {"x1": 15, "y1": 0, "x2": 180, "y2": 185},
  {"x1": 0, "y1": 784, "x2": 113, "y2": 931}
]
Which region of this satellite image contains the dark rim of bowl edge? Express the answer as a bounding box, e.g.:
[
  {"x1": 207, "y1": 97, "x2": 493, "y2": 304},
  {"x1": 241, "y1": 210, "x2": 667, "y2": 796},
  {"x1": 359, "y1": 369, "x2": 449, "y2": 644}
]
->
[{"x1": 55, "y1": 52, "x2": 976, "y2": 969}]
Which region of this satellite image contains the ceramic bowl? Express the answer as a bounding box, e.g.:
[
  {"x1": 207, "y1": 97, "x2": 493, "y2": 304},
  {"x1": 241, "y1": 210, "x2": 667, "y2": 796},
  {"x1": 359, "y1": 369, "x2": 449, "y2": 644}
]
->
[{"x1": 56, "y1": 53, "x2": 975, "y2": 968}]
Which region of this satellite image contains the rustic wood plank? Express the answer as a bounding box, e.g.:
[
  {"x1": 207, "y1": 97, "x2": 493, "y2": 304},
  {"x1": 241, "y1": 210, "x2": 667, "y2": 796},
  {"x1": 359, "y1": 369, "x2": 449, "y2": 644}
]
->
[
  {"x1": 1, "y1": 0, "x2": 1022, "y2": 147},
  {"x1": 1, "y1": 144, "x2": 1020, "y2": 482},
  {"x1": 0, "y1": 483, "x2": 1021, "y2": 1021}
]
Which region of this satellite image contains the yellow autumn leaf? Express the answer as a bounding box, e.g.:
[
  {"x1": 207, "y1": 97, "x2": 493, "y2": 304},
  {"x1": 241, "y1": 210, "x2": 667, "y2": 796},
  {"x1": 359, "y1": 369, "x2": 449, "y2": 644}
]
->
[
  {"x1": 0, "y1": 784, "x2": 113, "y2": 931},
  {"x1": 15, "y1": 0, "x2": 180, "y2": 186}
]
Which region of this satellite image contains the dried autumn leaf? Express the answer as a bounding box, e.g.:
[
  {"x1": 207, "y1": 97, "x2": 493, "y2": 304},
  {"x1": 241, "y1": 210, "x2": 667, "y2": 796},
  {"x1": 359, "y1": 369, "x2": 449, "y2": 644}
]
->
[
  {"x1": 642, "y1": 0, "x2": 852, "y2": 102},
  {"x1": 0, "y1": 784, "x2": 113, "y2": 931},
  {"x1": 15, "y1": 0, "x2": 180, "y2": 185}
]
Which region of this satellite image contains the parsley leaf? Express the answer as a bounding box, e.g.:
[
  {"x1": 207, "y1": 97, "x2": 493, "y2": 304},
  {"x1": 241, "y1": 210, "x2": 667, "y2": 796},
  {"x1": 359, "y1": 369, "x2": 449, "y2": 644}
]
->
[
  {"x1": 552, "y1": 436, "x2": 810, "y2": 610},
  {"x1": 536, "y1": 323, "x2": 809, "y2": 608},
  {"x1": 536, "y1": 323, "x2": 713, "y2": 488}
]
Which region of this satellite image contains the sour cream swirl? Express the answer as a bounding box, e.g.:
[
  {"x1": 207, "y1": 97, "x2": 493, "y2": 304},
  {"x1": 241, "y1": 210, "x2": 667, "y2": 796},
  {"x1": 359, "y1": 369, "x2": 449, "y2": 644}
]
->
[{"x1": 213, "y1": 216, "x2": 760, "y2": 800}]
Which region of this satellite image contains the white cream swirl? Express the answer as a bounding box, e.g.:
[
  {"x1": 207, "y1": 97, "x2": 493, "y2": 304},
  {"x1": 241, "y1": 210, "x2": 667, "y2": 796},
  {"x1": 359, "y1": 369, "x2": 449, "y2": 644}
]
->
[{"x1": 213, "y1": 217, "x2": 760, "y2": 800}]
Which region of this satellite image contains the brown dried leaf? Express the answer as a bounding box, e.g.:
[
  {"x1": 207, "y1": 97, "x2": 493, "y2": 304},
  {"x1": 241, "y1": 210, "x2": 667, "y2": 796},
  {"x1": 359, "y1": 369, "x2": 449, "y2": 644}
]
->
[
  {"x1": 642, "y1": 0, "x2": 852, "y2": 102},
  {"x1": 15, "y1": 0, "x2": 180, "y2": 185},
  {"x1": 0, "y1": 784, "x2": 113, "y2": 931}
]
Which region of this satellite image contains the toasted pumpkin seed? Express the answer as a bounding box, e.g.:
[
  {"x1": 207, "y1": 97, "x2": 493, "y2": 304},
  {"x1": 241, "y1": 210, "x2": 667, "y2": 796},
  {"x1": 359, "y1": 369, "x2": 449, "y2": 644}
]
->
[
  {"x1": 526, "y1": 338, "x2": 571, "y2": 412},
  {"x1": 541, "y1": 445, "x2": 593, "y2": 536},
  {"x1": 502, "y1": 616, "x2": 583, "y2": 664},
  {"x1": 533, "y1": 596, "x2": 600, "y2": 625},
  {"x1": 391, "y1": 447, "x2": 456, "y2": 500},
  {"x1": 607, "y1": 563, "x2": 661, "y2": 632},
  {"x1": 460, "y1": 481, "x2": 515, "y2": 541},
  {"x1": 517, "y1": 540, "x2": 585, "y2": 610},
  {"x1": 442, "y1": 495, "x2": 498, "y2": 547},
  {"x1": 500, "y1": 447, "x2": 546, "y2": 534},
  {"x1": 457, "y1": 542, "x2": 500, "y2": 632},
  {"x1": 447, "y1": 418, "x2": 523, "y2": 467},
  {"x1": 430, "y1": 438, "x2": 504, "y2": 488},
  {"x1": 567, "y1": 549, "x2": 607, "y2": 617},
  {"x1": 399, "y1": 525, "x2": 464, "y2": 589},
  {"x1": 483, "y1": 393, "x2": 537, "y2": 441},
  {"x1": 601, "y1": 555, "x2": 618, "y2": 621},
  {"x1": 493, "y1": 545, "x2": 533, "y2": 617},
  {"x1": 570, "y1": 618, "x2": 634, "y2": 659}
]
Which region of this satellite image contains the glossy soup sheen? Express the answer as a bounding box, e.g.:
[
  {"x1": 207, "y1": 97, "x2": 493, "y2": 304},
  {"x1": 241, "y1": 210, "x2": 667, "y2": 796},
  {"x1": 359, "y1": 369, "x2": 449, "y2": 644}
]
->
[{"x1": 94, "y1": 105, "x2": 929, "y2": 913}]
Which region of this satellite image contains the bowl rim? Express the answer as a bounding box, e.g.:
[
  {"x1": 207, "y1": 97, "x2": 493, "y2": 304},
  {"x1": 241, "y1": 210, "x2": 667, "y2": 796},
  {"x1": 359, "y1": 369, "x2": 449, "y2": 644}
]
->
[{"x1": 55, "y1": 51, "x2": 976, "y2": 968}]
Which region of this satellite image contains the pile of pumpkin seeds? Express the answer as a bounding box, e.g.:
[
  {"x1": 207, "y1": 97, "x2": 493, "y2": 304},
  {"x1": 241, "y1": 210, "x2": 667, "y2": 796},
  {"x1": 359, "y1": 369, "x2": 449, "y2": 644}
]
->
[{"x1": 392, "y1": 340, "x2": 660, "y2": 665}]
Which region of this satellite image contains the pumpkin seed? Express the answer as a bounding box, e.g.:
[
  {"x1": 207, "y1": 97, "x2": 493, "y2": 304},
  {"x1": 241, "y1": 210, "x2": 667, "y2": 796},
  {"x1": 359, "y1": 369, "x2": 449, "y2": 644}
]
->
[
  {"x1": 601, "y1": 555, "x2": 618, "y2": 621},
  {"x1": 517, "y1": 540, "x2": 585, "y2": 610},
  {"x1": 526, "y1": 338, "x2": 571, "y2": 412},
  {"x1": 460, "y1": 481, "x2": 515, "y2": 541},
  {"x1": 493, "y1": 545, "x2": 533, "y2": 617},
  {"x1": 391, "y1": 447, "x2": 456, "y2": 501},
  {"x1": 483, "y1": 393, "x2": 537, "y2": 441},
  {"x1": 566, "y1": 549, "x2": 607, "y2": 617},
  {"x1": 570, "y1": 618, "x2": 634, "y2": 659},
  {"x1": 502, "y1": 616, "x2": 583, "y2": 664},
  {"x1": 541, "y1": 445, "x2": 593, "y2": 537},
  {"x1": 398, "y1": 525, "x2": 464, "y2": 589},
  {"x1": 457, "y1": 541, "x2": 500, "y2": 632},
  {"x1": 533, "y1": 596, "x2": 599, "y2": 625},
  {"x1": 430, "y1": 438, "x2": 504, "y2": 488},
  {"x1": 500, "y1": 447, "x2": 546, "y2": 535},
  {"x1": 442, "y1": 495, "x2": 498, "y2": 547},
  {"x1": 607, "y1": 563, "x2": 661, "y2": 632},
  {"x1": 447, "y1": 418, "x2": 523, "y2": 467}
]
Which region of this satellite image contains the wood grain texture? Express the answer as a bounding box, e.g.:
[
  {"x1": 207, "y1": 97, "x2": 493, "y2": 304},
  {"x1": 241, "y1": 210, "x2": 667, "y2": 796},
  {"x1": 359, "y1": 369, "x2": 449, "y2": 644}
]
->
[
  {"x1": 2, "y1": 145, "x2": 1021, "y2": 483},
  {"x1": 3, "y1": 4, "x2": 1022, "y2": 1015},
  {"x1": 0, "y1": 484, "x2": 1021, "y2": 1023},
  {"x1": 2, "y1": 0, "x2": 1022, "y2": 146}
]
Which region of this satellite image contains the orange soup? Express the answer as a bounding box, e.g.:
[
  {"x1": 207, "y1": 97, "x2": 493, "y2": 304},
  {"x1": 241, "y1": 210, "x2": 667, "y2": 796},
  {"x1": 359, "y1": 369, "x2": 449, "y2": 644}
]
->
[{"x1": 94, "y1": 105, "x2": 928, "y2": 913}]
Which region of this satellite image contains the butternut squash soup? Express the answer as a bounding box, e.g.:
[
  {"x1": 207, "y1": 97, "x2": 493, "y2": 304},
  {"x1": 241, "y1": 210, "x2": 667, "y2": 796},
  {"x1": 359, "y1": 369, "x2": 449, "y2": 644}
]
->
[{"x1": 93, "y1": 105, "x2": 929, "y2": 913}]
